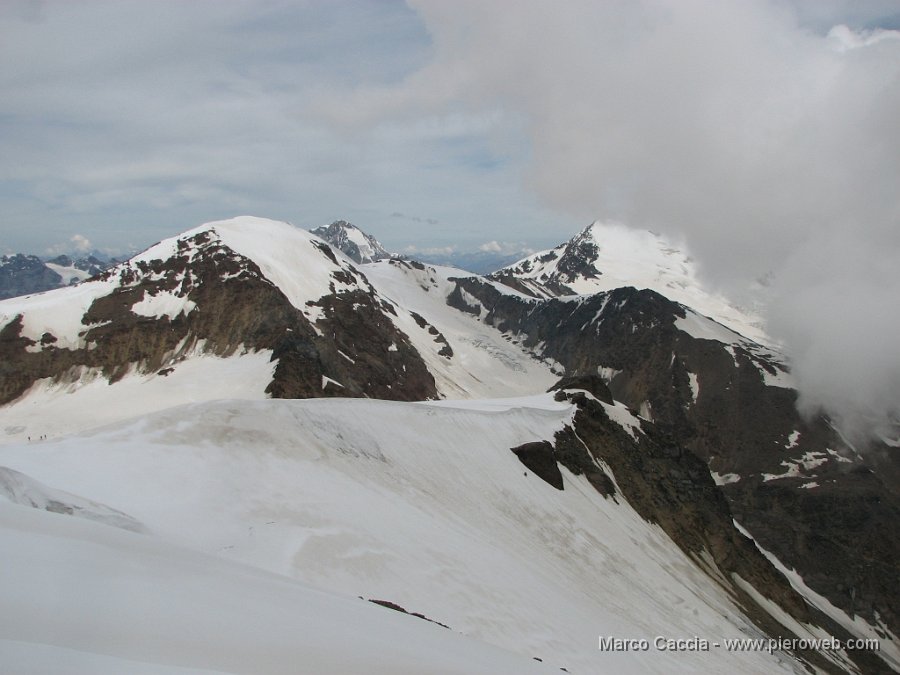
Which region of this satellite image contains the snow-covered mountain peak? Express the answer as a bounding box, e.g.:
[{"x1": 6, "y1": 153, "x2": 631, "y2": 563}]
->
[
  {"x1": 493, "y1": 221, "x2": 769, "y2": 344},
  {"x1": 182, "y1": 216, "x2": 367, "y2": 312},
  {"x1": 310, "y1": 219, "x2": 391, "y2": 264},
  {"x1": 0, "y1": 216, "x2": 359, "y2": 350}
]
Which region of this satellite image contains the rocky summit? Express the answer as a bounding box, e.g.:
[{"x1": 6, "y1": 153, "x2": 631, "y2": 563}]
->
[{"x1": 310, "y1": 219, "x2": 392, "y2": 264}]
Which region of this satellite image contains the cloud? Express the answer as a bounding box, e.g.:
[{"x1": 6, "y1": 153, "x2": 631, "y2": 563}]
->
[
  {"x1": 329, "y1": 0, "x2": 900, "y2": 441},
  {"x1": 770, "y1": 234, "x2": 900, "y2": 444},
  {"x1": 828, "y1": 23, "x2": 900, "y2": 51},
  {"x1": 402, "y1": 244, "x2": 456, "y2": 257},
  {"x1": 391, "y1": 212, "x2": 439, "y2": 225},
  {"x1": 70, "y1": 234, "x2": 92, "y2": 252},
  {"x1": 477, "y1": 240, "x2": 533, "y2": 255},
  {"x1": 45, "y1": 233, "x2": 92, "y2": 256},
  {"x1": 478, "y1": 241, "x2": 502, "y2": 253},
  {"x1": 0, "y1": 1, "x2": 562, "y2": 256}
]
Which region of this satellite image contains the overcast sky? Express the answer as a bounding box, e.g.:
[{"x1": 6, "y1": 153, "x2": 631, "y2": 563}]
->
[
  {"x1": 3, "y1": 0, "x2": 900, "y2": 438},
  {"x1": 0, "y1": 0, "x2": 566, "y2": 256}
]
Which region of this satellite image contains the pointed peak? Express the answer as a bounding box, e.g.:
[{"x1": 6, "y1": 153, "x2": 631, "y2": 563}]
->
[{"x1": 310, "y1": 220, "x2": 391, "y2": 264}]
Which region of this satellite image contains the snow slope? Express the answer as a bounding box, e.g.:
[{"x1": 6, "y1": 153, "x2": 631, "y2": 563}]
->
[
  {"x1": 0, "y1": 395, "x2": 799, "y2": 674},
  {"x1": 0, "y1": 348, "x2": 275, "y2": 444},
  {"x1": 363, "y1": 259, "x2": 559, "y2": 398},
  {"x1": 0, "y1": 502, "x2": 556, "y2": 675},
  {"x1": 498, "y1": 221, "x2": 769, "y2": 344}
]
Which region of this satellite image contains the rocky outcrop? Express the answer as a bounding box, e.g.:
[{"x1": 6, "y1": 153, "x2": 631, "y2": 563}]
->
[
  {"x1": 511, "y1": 441, "x2": 564, "y2": 490},
  {"x1": 537, "y1": 386, "x2": 889, "y2": 674},
  {"x1": 450, "y1": 276, "x2": 900, "y2": 649}
]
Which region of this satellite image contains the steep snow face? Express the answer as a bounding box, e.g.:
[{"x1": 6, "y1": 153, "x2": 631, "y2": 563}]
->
[
  {"x1": 496, "y1": 221, "x2": 768, "y2": 344},
  {"x1": 206, "y1": 216, "x2": 367, "y2": 312},
  {"x1": 0, "y1": 275, "x2": 122, "y2": 350},
  {"x1": 363, "y1": 259, "x2": 560, "y2": 398},
  {"x1": 0, "y1": 396, "x2": 796, "y2": 674},
  {"x1": 310, "y1": 220, "x2": 391, "y2": 264}
]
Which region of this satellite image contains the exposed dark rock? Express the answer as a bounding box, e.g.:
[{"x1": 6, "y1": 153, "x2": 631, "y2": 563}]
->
[
  {"x1": 446, "y1": 284, "x2": 481, "y2": 316},
  {"x1": 410, "y1": 311, "x2": 454, "y2": 359},
  {"x1": 449, "y1": 275, "x2": 900, "y2": 650},
  {"x1": 305, "y1": 289, "x2": 437, "y2": 401},
  {"x1": 551, "y1": 424, "x2": 617, "y2": 498},
  {"x1": 549, "y1": 374, "x2": 613, "y2": 404},
  {"x1": 553, "y1": 389, "x2": 885, "y2": 673},
  {"x1": 367, "y1": 599, "x2": 450, "y2": 629},
  {"x1": 511, "y1": 441, "x2": 564, "y2": 490}
]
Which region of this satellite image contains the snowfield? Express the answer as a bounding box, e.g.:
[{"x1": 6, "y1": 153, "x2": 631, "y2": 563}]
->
[
  {"x1": 0, "y1": 217, "x2": 833, "y2": 672},
  {"x1": 0, "y1": 502, "x2": 555, "y2": 675},
  {"x1": 0, "y1": 349, "x2": 276, "y2": 444},
  {"x1": 0, "y1": 395, "x2": 798, "y2": 674}
]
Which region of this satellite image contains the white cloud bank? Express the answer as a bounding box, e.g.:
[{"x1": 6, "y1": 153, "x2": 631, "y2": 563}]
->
[{"x1": 322, "y1": 0, "x2": 900, "y2": 442}]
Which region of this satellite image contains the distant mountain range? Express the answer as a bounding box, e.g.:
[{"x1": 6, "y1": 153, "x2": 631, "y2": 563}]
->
[
  {"x1": 0, "y1": 216, "x2": 897, "y2": 673},
  {"x1": 0, "y1": 252, "x2": 119, "y2": 300}
]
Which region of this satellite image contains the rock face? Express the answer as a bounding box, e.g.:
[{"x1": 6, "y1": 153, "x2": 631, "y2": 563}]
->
[
  {"x1": 310, "y1": 220, "x2": 391, "y2": 264},
  {"x1": 449, "y1": 275, "x2": 900, "y2": 655},
  {"x1": 0, "y1": 219, "x2": 437, "y2": 406},
  {"x1": 543, "y1": 385, "x2": 887, "y2": 674},
  {"x1": 0, "y1": 254, "x2": 63, "y2": 299}
]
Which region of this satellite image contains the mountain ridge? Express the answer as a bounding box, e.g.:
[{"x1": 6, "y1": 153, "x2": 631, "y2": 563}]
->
[
  {"x1": 0, "y1": 214, "x2": 896, "y2": 673},
  {"x1": 492, "y1": 221, "x2": 769, "y2": 344}
]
